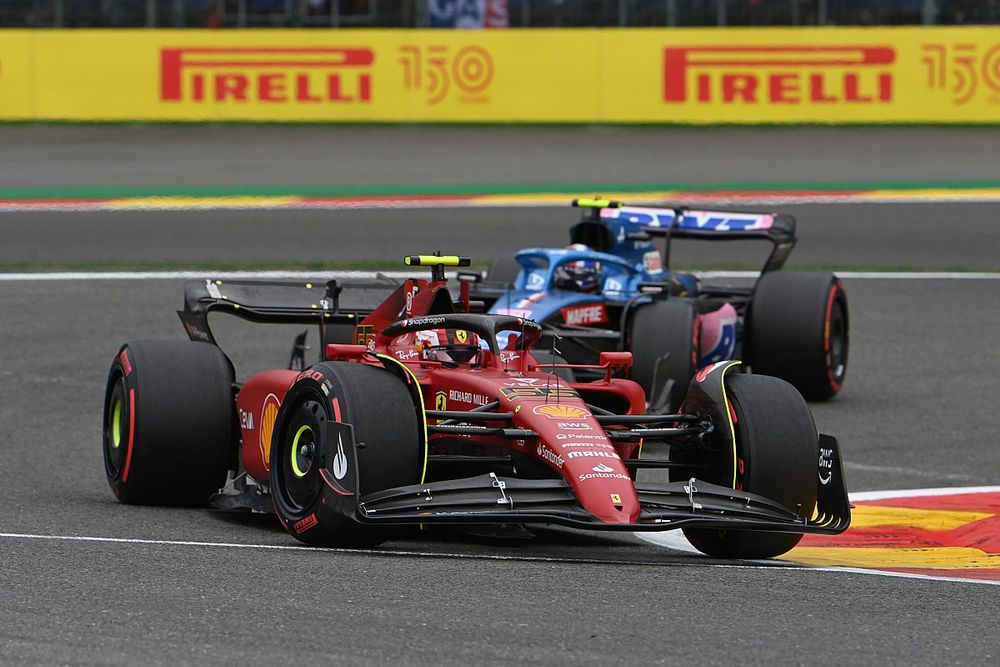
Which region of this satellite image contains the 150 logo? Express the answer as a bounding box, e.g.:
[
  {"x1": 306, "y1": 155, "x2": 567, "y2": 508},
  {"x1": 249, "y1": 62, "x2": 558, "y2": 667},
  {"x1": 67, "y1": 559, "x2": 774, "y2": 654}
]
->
[
  {"x1": 398, "y1": 44, "x2": 493, "y2": 104},
  {"x1": 921, "y1": 43, "x2": 1000, "y2": 105}
]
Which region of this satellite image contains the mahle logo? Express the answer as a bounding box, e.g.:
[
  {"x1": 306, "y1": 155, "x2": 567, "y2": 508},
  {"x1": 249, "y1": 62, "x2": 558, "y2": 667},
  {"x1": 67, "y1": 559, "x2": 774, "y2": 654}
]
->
[
  {"x1": 663, "y1": 45, "x2": 895, "y2": 105},
  {"x1": 160, "y1": 47, "x2": 373, "y2": 104}
]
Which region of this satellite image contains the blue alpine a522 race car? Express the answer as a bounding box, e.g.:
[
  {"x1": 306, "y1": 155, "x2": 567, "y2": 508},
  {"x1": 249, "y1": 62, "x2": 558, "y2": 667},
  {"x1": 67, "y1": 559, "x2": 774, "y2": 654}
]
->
[{"x1": 466, "y1": 199, "x2": 848, "y2": 411}]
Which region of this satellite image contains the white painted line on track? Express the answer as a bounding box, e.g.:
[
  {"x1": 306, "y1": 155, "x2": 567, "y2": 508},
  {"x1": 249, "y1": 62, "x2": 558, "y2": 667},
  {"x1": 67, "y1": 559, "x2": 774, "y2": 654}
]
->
[
  {"x1": 4, "y1": 486, "x2": 998, "y2": 584},
  {"x1": 0, "y1": 270, "x2": 420, "y2": 282},
  {"x1": 637, "y1": 485, "x2": 1000, "y2": 587},
  {"x1": 3, "y1": 530, "x2": 992, "y2": 585},
  {"x1": 850, "y1": 485, "x2": 1000, "y2": 501},
  {"x1": 0, "y1": 530, "x2": 801, "y2": 571},
  {"x1": 2, "y1": 270, "x2": 1000, "y2": 282}
]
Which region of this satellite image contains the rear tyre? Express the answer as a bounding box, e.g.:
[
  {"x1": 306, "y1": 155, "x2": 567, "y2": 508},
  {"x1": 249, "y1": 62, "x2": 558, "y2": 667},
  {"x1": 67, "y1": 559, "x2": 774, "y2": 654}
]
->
[
  {"x1": 485, "y1": 254, "x2": 522, "y2": 286},
  {"x1": 103, "y1": 340, "x2": 235, "y2": 506},
  {"x1": 270, "y1": 362, "x2": 422, "y2": 548},
  {"x1": 627, "y1": 299, "x2": 700, "y2": 412},
  {"x1": 747, "y1": 272, "x2": 848, "y2": 400},
  {"x1": 683, "y1": 374, "x2": 818, "y2": 559}
]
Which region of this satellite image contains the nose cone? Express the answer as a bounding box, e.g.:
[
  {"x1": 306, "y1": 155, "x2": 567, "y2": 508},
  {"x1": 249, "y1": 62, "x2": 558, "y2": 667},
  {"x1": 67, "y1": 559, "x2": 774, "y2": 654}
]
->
[
  {"x1": 528, "y1": 409, "x2": 640, "y2": 524},
  {"x1": 507, "y1": 381, "x2": 641, "y2": 525},
  {"x1": 571, "y1": 459, "x2": 640, "y2": 524}
]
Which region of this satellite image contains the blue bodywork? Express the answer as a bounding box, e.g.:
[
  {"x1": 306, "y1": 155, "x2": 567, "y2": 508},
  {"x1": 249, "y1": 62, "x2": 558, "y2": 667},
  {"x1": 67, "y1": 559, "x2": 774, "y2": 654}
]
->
[{"x1": 483, "y1": 203, "x2": 782, "y2": 365}]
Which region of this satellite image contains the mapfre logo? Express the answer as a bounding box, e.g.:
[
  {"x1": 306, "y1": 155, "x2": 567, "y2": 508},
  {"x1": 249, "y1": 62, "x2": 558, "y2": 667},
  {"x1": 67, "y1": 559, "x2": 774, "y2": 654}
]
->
[
  {"x1": 663, "y1": 46, "x2": 895, "y2": 105},
  {"x1": 160, "y1": 47, "x2": 373, "y2": 103}
]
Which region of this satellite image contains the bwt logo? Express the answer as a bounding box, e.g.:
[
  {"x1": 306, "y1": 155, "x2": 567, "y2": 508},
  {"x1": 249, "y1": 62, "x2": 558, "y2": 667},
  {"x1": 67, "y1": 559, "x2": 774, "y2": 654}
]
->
[
  {"x1": 160, "y1": 47, "x2": 374, "y2": 103},
  {"x1": 663, "y1": 46, "x2": 895, "y2": 105}
]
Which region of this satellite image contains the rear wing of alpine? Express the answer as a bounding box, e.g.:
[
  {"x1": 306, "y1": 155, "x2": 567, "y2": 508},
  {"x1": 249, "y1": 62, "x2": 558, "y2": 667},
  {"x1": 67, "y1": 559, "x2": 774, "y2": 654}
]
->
[
  {"x1": 177, "y1": 276, "x2": 400, "y2": 347},
  {"x1": 602, "y1": 205, "x2": 796, "y2": 273},
  {"x1": 570, "y1": 198, "x2": 795, "y2": 273}
]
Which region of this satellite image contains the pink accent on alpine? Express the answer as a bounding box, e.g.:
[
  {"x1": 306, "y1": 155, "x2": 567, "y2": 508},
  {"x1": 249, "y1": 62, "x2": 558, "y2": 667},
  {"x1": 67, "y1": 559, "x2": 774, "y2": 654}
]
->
[{"x1": 699, "y1": 303, "x2": 737, "y2": 358}]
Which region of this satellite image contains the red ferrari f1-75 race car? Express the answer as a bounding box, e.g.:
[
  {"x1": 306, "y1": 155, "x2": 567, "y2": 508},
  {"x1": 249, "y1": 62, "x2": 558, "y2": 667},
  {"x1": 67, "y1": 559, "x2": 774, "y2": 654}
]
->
[{"x1": 102, "y1": 255, "x2": 850, "y2": 559}]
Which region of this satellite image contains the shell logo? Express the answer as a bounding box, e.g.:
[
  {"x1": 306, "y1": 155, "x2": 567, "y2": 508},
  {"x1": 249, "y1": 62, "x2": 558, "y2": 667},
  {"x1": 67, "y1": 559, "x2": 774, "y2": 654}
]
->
[
  {"x1": 533, "y1": 404, "x2": 587, "y2": 420},
  {"x1": 259, "y1": 394, "x2": 281, "y2": 470}
]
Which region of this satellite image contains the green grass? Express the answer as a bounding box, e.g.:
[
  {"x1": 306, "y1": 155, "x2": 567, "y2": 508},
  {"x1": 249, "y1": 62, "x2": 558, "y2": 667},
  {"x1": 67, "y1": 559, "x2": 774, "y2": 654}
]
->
[{"x1": 2, "y1": 179, "x2": 1000, "y2": 201}]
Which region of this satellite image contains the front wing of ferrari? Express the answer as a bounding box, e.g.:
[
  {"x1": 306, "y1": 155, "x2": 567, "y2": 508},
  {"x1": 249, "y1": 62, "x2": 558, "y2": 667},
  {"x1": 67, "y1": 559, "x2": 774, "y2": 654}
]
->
[{"x1": 325, "y1": 422, "x2": 851, "y2": 536}]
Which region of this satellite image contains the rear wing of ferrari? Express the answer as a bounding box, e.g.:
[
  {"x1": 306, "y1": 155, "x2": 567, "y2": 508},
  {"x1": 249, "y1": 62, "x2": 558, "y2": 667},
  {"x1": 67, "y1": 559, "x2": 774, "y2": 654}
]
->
[{"x1": 177, "y1": 276, "x2": 400, "y2": 347}]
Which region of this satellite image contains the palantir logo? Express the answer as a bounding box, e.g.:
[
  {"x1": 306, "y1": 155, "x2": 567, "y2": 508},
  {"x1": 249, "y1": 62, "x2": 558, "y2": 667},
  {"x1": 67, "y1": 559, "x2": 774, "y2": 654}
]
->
[
  {"x1": 663, "y1": 45, "x2": 895, "y2": 105},
  {"x1": 160, "y1": 46, "x2": 374, "y2": 104}
]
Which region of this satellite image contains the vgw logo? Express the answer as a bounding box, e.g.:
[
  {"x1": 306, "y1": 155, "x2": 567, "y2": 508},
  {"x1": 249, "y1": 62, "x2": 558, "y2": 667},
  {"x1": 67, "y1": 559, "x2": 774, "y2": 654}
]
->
[
  {"x1": 663, "y1": 45, "x2": 895, "y2": 105},
  {"x1": 160, "y1": 47, "x2": 373, "y2": 103}
]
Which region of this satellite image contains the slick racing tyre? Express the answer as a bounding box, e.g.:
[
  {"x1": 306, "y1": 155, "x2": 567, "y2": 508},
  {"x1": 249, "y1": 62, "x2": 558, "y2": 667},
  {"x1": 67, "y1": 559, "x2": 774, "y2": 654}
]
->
[
  {"x1": 627, "y1": 299, "x2": 700, "y2": 412},
  {"x1": 746, "y1": 271, "x2": 848, "y2": 401},
  {"x1": 270, "y1": 362, "x2": 422, "y2": 548},
  {"x1": 683, "y1": 374, "x2": 819, "y2": 559},
  {"x1": 485, "y1": 254, "x2": 522, "y2": 286},
  {"x1": 103, "y1": 340, "x2": 235, "y2": 506}
]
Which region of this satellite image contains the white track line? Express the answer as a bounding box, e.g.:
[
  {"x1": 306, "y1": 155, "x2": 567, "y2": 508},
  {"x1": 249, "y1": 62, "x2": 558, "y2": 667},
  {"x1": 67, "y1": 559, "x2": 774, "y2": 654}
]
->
[
  {"x1": 851, "y1": 485, "x2": 1000, "y2": 501},
  {"x1": 638, "y1": 485, "x2": 1000, "y2": 587},
  {"x1": 0, "y1": 530, "x2": 990, "y2": 586},
  {"x1": 0, "y1": 270, "x2": 420, "y2": 282},
  {"x1": 0, "y1": 531, "x2": 814, "y2": 572},
  {"x1": 2, "y1": 270, "x2": 1000, "y2": 282},
  {"x1": 2, "y1": 486, "x2": 998, "y2": 585}
]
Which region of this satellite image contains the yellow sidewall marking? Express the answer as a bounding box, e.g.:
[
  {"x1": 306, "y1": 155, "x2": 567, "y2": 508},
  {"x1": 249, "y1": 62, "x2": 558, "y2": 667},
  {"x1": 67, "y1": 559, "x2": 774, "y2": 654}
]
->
[{"x1": 376, "y1": 354, "x2": 429, "y2": 485}]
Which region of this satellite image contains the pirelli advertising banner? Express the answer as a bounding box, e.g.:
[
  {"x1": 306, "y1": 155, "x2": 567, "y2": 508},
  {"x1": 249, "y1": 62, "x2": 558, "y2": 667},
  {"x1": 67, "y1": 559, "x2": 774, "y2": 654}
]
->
[{"x1": 1, "y1": 27, "x2": 999, "y2": 123}]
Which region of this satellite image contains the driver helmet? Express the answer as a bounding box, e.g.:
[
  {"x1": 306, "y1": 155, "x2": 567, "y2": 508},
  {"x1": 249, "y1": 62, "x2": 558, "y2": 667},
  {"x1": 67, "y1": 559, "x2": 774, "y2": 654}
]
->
[
  {"x1": 416, "y1": 328, "x2": 483, "y2": 368},
  {"x1": 554, "y1": 244, "x2": 601, "y2": 293}
]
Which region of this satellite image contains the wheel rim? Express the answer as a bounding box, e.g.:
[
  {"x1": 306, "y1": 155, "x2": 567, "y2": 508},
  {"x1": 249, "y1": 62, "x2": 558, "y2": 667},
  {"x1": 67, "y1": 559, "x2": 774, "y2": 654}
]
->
[
  {"x1": 277, "y1": 398, "x2": 326, "y2": 513},
  {"x1": 290, "y1": 425, "x2": 316, "y2": 478},
  {"x1": 104, "y1": 376, "x2": 128, "y2": 478}
]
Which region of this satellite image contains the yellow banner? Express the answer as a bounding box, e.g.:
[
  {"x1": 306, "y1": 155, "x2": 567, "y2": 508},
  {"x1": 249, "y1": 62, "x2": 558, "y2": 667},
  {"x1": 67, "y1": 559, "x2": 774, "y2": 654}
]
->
[
  {"x1": 0, "y1": 32, "x2": 34, "y2": 119},
  {"x1": 1, "y1": 27, "x2": 999, "y2": 122}
]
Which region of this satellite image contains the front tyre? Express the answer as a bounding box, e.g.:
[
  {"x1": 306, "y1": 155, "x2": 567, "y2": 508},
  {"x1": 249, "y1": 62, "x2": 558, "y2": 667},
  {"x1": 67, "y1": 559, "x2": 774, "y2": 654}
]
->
[
  {"x1": 683, "y1": 374, "x2": 818, "y2": 559},
  {"x1": 103, "y1": 340, "x2": 235, "y2": 506},
  {"x1": 747, "y1": 271, "x2": 848, "y2": 400},
  {"x1": 270, "y1": 362, "x2": 422, "y2": 548}
]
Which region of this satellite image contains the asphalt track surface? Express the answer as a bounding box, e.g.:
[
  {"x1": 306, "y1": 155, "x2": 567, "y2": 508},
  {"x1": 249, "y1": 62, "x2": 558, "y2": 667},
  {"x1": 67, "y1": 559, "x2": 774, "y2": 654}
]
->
[{"x1": 2, "y1": 127, "x2": 999, "y2": 665}]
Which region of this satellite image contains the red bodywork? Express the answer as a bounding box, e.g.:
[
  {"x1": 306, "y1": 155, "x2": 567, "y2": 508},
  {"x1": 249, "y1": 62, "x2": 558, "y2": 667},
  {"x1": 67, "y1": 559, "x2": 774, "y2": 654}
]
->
[{"x1": 237, "y1": 275, "x2": 648, "y2": 526}]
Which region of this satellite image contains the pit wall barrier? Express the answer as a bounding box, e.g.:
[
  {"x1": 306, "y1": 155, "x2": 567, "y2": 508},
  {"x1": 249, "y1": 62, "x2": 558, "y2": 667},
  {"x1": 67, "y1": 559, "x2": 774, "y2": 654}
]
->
[{"x1": 1, "y1": 28, "x2": 998, "y2": 123}]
